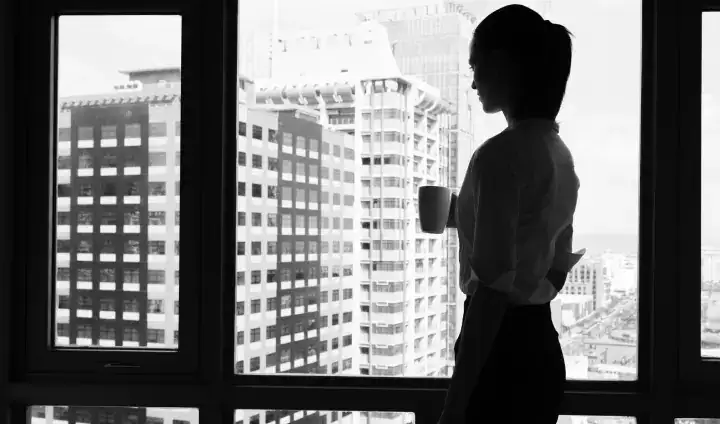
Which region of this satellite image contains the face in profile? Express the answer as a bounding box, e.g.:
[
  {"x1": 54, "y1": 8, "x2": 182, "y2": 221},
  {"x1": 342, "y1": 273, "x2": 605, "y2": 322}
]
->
[{"x1": 470, "y1": 47, "x2": 512, "y2": 115}]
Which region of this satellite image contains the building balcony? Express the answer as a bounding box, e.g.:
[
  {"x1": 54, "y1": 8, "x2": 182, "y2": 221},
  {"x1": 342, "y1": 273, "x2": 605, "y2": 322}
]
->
[
  {"x1": 369, "y1": 208, "x2": 405, "y2": 220},
  {"x1": 365, "y1": 249, "x2": 405, "y2": 262},
  {"x1": 361, "y1": 164, "x2": 406, "y2": 178},
  {"x1": 365, "y1": 290, "x2": 405, "y2": 304},
  {"x1": 368, "y1": 333, "x2": 404, "y2": 347},
  {"x1": 371, "y1": 309, "x2": 405, "y2": 325},
  {"x1": 370, "y1": 269, "x2": 408, "y2": 281},
  {"x1": 363, "y1": 140, "x2": 407, "y2": 156},
  {"x1": 368, "y1": 352, "x2": 405, "y2": 368}
]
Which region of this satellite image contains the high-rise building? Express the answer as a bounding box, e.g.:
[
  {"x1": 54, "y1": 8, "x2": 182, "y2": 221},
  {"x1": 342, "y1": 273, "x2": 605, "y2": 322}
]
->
[
  {"x1": 357, "y1": 2, "x2": 483, "y2": 370},
  {"x1": 53, "y1": 65, "x2": 391, "y2": 424},
  {"x1": 55, "y1": 65, "x2": 361, "y2": 374},
  {"x1": 56, "y1": 68, "x2": 183, "y2": 349},
  {"x1": 256, "y1": 21, "x2": 452, "y2": 378},
  {"x1": 563, "y1": 257, "x2": 611, "y2": 311}
]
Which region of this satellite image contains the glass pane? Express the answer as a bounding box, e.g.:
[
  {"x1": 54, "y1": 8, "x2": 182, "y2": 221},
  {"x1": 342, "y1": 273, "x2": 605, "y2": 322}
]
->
[
  {"x1": 236, "y1": 0, "x2": 639, "y2": 379},
  {"x1": 55, "y1": 16, "x2": 182, "y2": 348},
  {"x1": 677, "y1": 420, "x2": 720, "y2": 424},
  {"x1": 702, "y1": 13, "x2": 720, "y2": 359},
  {"x1": 235, "y1": 410, "x2": 415, "y2": 424},
  {"x1": 29, "y1": 406, "x2": 198, "y2": 423}
]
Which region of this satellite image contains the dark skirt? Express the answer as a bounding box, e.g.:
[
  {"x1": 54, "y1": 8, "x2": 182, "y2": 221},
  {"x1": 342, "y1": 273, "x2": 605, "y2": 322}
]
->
[{"x1": 455, "y1": 296, "x2": 566, "y2": 424}]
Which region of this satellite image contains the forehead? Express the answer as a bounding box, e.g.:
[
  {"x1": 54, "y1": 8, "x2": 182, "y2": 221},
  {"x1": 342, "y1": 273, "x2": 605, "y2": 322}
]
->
[{"x1": 468, "y1": 44, "x2": 489, "y2": 68}]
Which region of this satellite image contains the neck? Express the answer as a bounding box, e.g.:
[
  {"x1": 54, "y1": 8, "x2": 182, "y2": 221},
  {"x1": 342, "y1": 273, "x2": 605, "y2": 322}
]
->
[{"x1": 503, "y1": 109, "x2": 555, "y2": 127}]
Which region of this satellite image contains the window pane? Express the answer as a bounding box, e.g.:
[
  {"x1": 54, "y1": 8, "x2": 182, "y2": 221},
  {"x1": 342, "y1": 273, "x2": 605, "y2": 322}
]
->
[
  {"x1": 54, "y1": 16, "x2": 182, "y2": 349},
  {"x1": 29, "y1": 406, "x2": 198, "y2": 424},
  {"x1": 235, "y1": 410, "x2": 415, "y2": 424},
  {"x1": 236, "y1": 0, "x2": 639, "y2": 379},
  {"x1": 702, "y1": 13, "x2": 720, "y2": 359}
]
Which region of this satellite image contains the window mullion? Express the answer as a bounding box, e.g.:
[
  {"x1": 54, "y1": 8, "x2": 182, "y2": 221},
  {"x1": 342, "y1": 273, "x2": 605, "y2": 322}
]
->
[
  {"x1": 0, "y1": 0, "x2": 16, "y2": 406},
  {"x1": 650, "y1": 0, "x2": 684, "y2": 419},
  {"x1": 186, "y1": 0, "x2": 236, "y2": 385}
]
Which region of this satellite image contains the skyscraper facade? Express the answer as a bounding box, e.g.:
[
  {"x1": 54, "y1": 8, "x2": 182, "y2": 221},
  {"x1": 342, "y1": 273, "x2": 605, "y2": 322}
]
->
[
  {"x1": 358, "y1": 2, "x2": 483, "y2": 367},
  {"x1": 257, "y1": 21, "x2": 453, "y2": 377}
]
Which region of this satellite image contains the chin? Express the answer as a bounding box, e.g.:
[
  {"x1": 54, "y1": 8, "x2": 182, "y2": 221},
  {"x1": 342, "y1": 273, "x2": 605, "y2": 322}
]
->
[{"x1": 482, "y1": 102, "x2": 502, "y2": 114}]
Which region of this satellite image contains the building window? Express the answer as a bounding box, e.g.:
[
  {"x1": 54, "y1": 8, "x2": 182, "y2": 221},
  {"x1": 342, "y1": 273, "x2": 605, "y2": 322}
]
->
[
  {"x1": 99, "y1": 326, "x2": 115, "y2": 340},
  {"x1": 343, "y1": 312, "x2": 352, "y2": 323},
  {"x1": 252, "y1": 154, "x2": 263, "y2": 169},
  {"x1": 149, "y1": 152, "x2": 166, "y2": 166},
  {"x1": 252, "y1": 125, "x2": 263, "y2": 140},
  {"x1": 147, "y1": 299, "x2": 164, "y2": 313},
  {"x1": 236, "y1": 301, "x2": 245, "y2": 316},
  {"x1": 252, "y1": 183, "x2": 262, "y2": 198},
  {"x1": 250, "y1": 357, "x2": 260, "y2": 372},
  {"x1": 147, "y1": 329, "x2": 165, "y2": 344},
  {"x1": 268, "y1": 157, "x2": 278, "y2": 171},
  {"x1": 251, "y1": 299, "x2": 261, "y2": 314},
  {"x1": 251, "y1": 242, "x2": 262, "y2": 255},
  {"x1": 237, "y1": 182, "x2": 246, "y2": 196},
  {"x1": 238, "y1": 121, "x2": 246, "y2": 136},
  {"x1": 267, "y1": 213, "x2": 277, "y2": 227},
  {"x1": 251, "y1": 270, "x2": 261, "y2": 284},
  {"x1": 236, "y1": 272, "x2": 245, "y2": 286},
  {"x1": 149, "y1": 211, "x2": 166, "y2": 225},
  {"x1": 266, "y1": 298, "x2": 277, "y2": 311},
  {"x1": 149, "y1": 182, "x2": 166, "y2": 196},
  {"x1": 238, "y1": 151, "x2": 246, "y2": 166},
  {"x1": 251, "y1": 212, "x2": 262, "y2": 226},
  {"x1": 237, "y1": 242, "x2": 245, "y2": 255},
  {"x1": 148, "y1": 241, "x2": 165, "y2": 255},
  {"x1": 237, "y1": 211, "x2": 246, "y2": 226},
  {"x1": 267, "y1": 185, "x2": 277, "y2": 199},
  {"x1": 123, "y1": 328, "x2": 140, "y2": 342}
]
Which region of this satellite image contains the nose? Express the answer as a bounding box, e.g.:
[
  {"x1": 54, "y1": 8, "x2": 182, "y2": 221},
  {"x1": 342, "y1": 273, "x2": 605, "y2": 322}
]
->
[{"x1": 471, "y1": 80, "x2": 476, "y2": 90}]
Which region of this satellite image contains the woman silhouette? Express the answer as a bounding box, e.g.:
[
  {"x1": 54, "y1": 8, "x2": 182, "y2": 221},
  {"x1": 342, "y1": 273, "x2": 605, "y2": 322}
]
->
[{"x1": 436, "y1": 4, "x2": 582, "y2": 424}]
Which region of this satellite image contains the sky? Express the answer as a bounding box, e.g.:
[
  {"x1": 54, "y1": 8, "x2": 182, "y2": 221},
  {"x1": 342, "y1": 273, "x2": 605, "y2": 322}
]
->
[{"x1": 56, "y1": 0, "x2": 720, "y2": 247}]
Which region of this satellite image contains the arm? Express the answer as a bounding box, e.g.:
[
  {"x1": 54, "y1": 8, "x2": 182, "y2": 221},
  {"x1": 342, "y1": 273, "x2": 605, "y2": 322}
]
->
[
  {"x1": 446, "y1": 193, "x2": 458, "y2": 229},
  {"x1": 440, "y1": 150, "x2": 520, "y2": 417}
]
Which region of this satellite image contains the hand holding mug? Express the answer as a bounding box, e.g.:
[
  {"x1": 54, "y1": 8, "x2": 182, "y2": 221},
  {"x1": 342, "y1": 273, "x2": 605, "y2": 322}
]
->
[{"x1": 418, "y1": 185, "x2": 452, "y2": 234}]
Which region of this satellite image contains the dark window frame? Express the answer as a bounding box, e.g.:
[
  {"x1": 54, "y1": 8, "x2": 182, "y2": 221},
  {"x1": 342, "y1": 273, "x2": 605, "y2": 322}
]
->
[{"x1": 1, "y1": 0, "x2": 715, "y2": 423}]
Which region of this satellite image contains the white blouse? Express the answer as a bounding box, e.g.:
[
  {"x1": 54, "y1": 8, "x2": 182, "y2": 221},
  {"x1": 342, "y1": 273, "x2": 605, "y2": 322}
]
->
[{"x1": 454, "y1": 118, "x2": 584, "y2": 304}]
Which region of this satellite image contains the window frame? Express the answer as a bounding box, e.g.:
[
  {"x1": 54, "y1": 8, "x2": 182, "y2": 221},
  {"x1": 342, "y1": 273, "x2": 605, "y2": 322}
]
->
[
  {"x1": 676, "y1": 0, "x2": 720, "y2": 388},
  {"x1": 10, "y1": 0, "x2": 209, "y2": 377},
  {"x1": 4, "y1": 0, "x2": 720, "y2": 422}
]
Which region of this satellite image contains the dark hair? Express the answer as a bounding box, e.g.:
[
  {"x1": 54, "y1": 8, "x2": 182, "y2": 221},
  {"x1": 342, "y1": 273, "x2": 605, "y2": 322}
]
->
[{"x1": 470, "y1": 4, "x2": 573, "y2": 120}]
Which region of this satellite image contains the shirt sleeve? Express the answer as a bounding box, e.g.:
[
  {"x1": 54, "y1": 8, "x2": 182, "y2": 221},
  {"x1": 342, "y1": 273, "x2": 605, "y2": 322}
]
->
[{"x1": 468, "y1": 148, "x2": 525, "y2": 302}]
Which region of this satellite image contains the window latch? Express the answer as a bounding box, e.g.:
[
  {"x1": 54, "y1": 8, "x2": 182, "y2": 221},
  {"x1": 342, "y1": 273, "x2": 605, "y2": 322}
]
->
[{"x1": 104, "y1": 362, "x2": 141, "y2": 369}]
